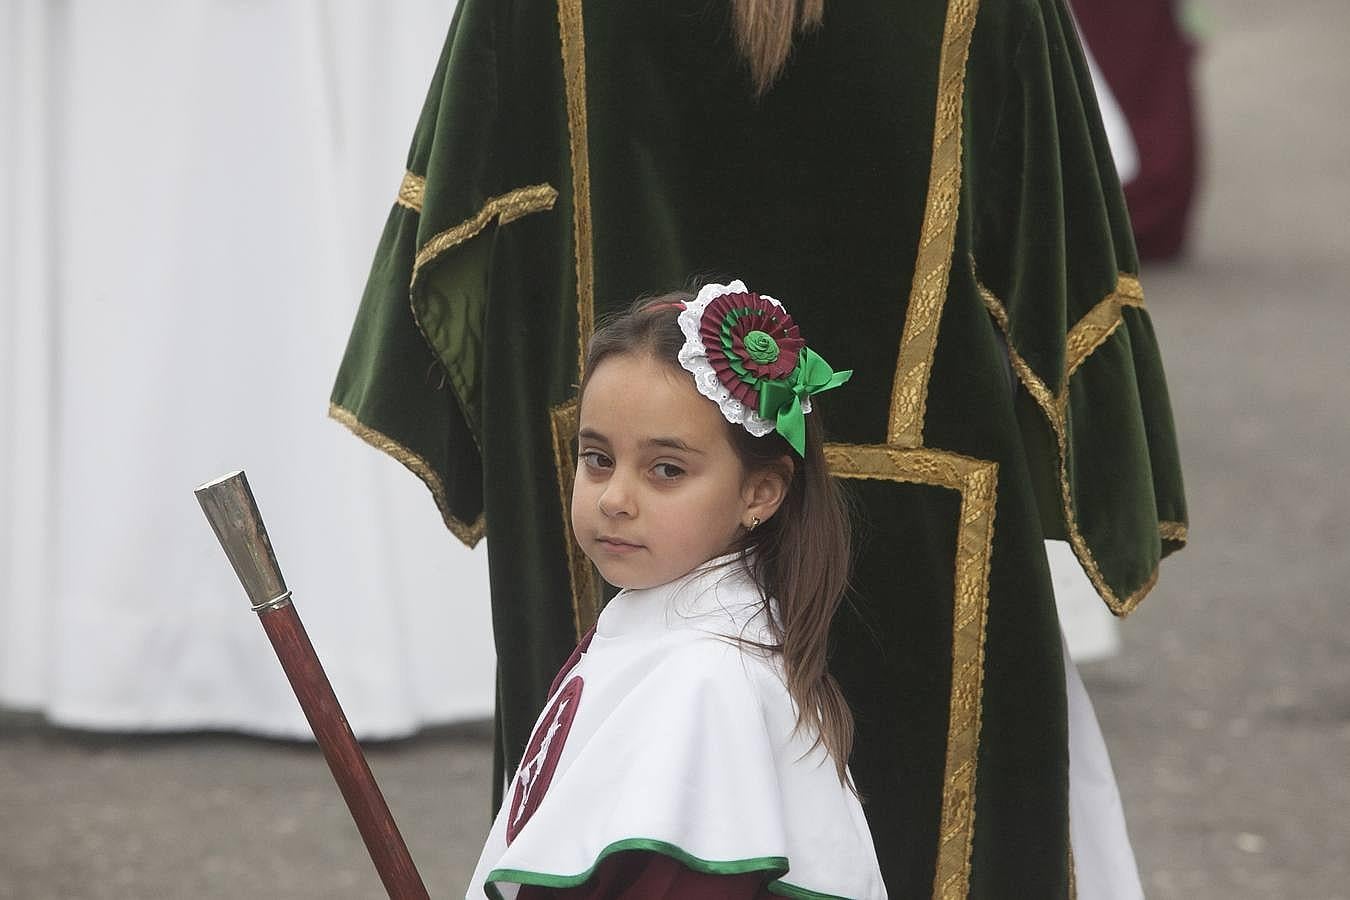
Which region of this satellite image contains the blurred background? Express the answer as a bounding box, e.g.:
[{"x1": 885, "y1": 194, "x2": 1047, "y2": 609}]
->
[{"x1": 2, "y1": 0, "x2": 1346, "y2": 897}]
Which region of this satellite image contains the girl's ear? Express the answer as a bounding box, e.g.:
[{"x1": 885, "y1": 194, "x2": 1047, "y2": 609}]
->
[{"x1": 742, "y1": 456, "x2": 793, "y2": 526}]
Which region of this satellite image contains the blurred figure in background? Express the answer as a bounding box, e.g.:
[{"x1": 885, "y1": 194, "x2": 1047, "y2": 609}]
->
[
  {"x1": 1070, "y1": 0, "x2": 1203, "y2": 260},
  {"x1": 0, "y1": 0, "x2": 494, "y2": 740}
]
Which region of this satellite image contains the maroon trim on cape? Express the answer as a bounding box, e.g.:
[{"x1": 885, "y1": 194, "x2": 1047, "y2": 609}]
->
[
  {"x1": 515, "y1": 850, "x2": 775, "y2": 899},
  {"x1": 548, "y1": 625, "x2": 596, "y2": 698},
  {"x1": 507, "y1": 675, "x2": 583, "y2": 844}
]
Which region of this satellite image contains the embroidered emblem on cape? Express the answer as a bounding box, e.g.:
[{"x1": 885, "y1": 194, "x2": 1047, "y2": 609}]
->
[{"x1": 507, "y1": 675, "x2": 583, "y2": 844}]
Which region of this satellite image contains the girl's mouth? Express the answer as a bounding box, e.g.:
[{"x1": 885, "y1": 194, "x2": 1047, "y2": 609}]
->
[{"x1": 596, "y1": 536, "x2": 643, "y2": 553}]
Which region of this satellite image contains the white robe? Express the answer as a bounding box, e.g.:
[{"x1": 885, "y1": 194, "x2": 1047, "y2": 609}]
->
[
  {"x1": 468, "y1": 555, "x2": 887, "y2": 900},
  {"x1": 1064, "y1": 630, "x2": 1145, "y2": 899},
  {"x1": 0, "y1": 0, "x2": 495, "y2": 738}
]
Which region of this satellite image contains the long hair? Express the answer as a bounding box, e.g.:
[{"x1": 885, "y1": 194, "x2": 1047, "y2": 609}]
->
[
  {"x1": 580, "y1": 293, "x2": 856, "y2": 785},
  {"x1": 731, "y1": 0, "x2": 825, "y2": 96}
]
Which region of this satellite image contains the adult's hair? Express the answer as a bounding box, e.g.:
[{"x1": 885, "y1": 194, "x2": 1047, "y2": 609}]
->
[
  {"x1": 580, "y1": 292, "x2": 855, "y2": 785},
  {"x1": 731, "y1": 0, "x2": 825, "y2": 96}
]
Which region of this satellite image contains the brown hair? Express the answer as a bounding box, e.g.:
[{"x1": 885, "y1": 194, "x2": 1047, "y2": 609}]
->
[
  {"x1": 580, "y1": 292, "x2": 855, "y2": 785},
  {"x1": 731, "y1": 0, "x2": 825, "y2": 96}
]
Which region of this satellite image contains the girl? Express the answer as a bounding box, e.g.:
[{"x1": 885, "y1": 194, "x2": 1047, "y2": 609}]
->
[{"x1": 466, "y1": 281, "x2": 887, "y2": 899}]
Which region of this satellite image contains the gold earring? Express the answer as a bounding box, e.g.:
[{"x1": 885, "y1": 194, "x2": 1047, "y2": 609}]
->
[{"x1": 749, "y1": 516, "x2": 761, "y2": 531}]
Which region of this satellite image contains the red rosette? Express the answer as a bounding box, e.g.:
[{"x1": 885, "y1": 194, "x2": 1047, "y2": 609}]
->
[{"x1": 698, "y1": 292, "x2": 805, "y2": 409}]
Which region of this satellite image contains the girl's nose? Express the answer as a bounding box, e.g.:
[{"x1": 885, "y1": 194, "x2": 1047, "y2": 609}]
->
[{"x1": 597, "y1": 472, "x2": 636, "y2": 518}]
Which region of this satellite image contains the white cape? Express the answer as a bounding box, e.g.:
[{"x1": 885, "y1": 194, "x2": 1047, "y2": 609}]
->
[{"x1": 468, "y1": 556, "x2": 886, "y2": 900}]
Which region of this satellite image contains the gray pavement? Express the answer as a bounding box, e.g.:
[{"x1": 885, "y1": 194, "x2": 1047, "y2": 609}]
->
[
  {"x1": 1081, "y1": 1, "x2": 1350, "y2": 896},
  {"x1": 0, "y1": 716, "x2": 494, "y2": 899},
  {"x1": 4, "y1": 1, "x2": 1347, "y2": 897}
]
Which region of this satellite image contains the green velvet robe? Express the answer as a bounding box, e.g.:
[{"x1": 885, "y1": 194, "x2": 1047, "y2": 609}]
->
[{"x1": 331, "y1": 1, "x2": 1188, "y2": 895}]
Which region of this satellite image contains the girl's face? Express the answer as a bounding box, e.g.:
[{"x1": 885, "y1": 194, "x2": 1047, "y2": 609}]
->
[{"x1": 572, "y1": 352, "x2": 786, "y2": 590}]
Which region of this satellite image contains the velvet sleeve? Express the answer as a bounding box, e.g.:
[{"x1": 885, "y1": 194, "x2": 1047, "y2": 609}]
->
[
  {"x1": 328, "y1": 2, "x2": 495, "y2": 547},
  {"x1": 968, "y1": 0, "x2": 1188, "y2": 612},
  {"x1": 515, "y1": 850, "x2": 774, "y2": 900}
]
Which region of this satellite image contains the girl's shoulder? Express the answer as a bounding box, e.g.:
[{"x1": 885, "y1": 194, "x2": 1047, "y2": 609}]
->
[
  {"x1": 649, "y1": 630, "x2": 794, "y2": 723},
  {"x1": 473, "y1": 600, "x2": 885, "y2": 900}
]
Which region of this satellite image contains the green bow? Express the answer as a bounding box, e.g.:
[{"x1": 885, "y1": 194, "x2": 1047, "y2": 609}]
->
[{"x1": 756, "y1": 347, "x2": 852, "y2": 456}]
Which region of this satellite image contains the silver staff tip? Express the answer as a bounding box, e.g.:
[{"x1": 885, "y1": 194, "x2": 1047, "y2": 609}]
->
[
  {"x1": 194, "y1": 470, "x2": 246, "y2": 494},
  {"x1": 195, "y1": 470, "x2": 290, "y2": 610}
]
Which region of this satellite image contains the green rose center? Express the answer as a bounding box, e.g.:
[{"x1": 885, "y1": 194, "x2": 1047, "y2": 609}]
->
[{"x1": 744, "y1": 330, "x2": 779, "y2": 364}]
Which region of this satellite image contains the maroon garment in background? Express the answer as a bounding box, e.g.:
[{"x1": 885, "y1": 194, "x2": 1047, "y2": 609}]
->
[
  {"x1": 1070, "y1": 0, "x2": 1201, "y2": 260},
  {"x1": 514, "y1": 850, "x2": 775, "y2": 899}
]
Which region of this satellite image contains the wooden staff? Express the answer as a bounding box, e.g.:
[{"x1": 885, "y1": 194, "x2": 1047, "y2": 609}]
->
[{"x1": 195, "y1": 471, "x2": 430, "y2": 900}]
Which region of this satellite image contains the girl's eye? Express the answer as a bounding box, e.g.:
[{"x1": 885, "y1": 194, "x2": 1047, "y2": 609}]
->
[
  {"x1": 579, "y1": 450, "x2": 612, "y2": 470},
  {"x1": 652, "y1": 462, "x2": 685, "y2": 480}
]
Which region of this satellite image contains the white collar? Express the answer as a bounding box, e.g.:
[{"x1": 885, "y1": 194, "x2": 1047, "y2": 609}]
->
[{"x1": 595, "y1": 552, "x2": 777, "y2": 642}]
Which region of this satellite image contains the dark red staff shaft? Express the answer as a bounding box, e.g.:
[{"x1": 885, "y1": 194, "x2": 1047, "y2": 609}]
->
[
  {"x1": 194, "y1": 470, "x2": 429, "y2": 899},
  {"x1": 256, "y1": 604, "x2": 430, "y2": 900}
]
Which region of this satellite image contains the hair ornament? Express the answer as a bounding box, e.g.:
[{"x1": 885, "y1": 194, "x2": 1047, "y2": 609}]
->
[{"x1": 675, "y1": 280, "x2": 851, "y2": 456}]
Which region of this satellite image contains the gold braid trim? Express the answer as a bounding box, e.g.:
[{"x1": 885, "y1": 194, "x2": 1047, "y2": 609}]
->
[
  {"x1": 402, "y1": 183, "x2": 558, "y2": 459},
  {"x1": 557, "y1": 0, "x2": 595, "y2": 383},
  {"x1": 410, "y1": 184, "x2": 559, "y2": 283},
  {"x1": 1159, "y1": 520, "x2": 1189, "y2": 545},
  {"x1": 550, "y1": 399, "x2": 602, "y2": 638},
  {"x1": 1065, "y1": 273, "x2": 1146, "y2": 377},
  {"x1": 888, "y1": 0, "x2": 981, "y2": 449},
  {"x1": 849, "y1": 1, "x2": 991, "y2": 892},
  {"x1": 887, "y1": 8, "x2": 991, "y2": 885},
  {"x1": 556, "y1": 0, "x2": 601, "y2": 640},
  {"x1": 397, "y1": 171, "x2": 426, "y2": 213},
  {"x1": 328, "y1": 403, "x2": 486, "y2": 548},
  {"x1": 825, "y1": 443, "x2": 997, "y2": 900},
  {"x1": 977, "y1": 272, "x2": 1176, "y2": 616}
]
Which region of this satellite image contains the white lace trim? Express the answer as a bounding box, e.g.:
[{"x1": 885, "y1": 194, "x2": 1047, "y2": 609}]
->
[{"x1": 676, "y1": 280, "x2": 808, "y2": 438}]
